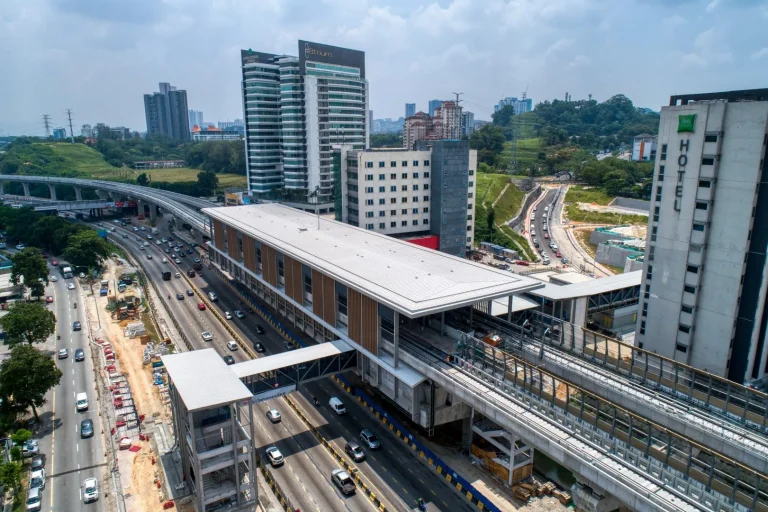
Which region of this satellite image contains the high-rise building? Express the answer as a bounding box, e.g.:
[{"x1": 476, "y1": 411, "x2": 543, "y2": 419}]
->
[
  {"x1": 240, "y1": 41, "x2": 369, "y2": 203},
  {"x1": 405, "y1": 103, "x2": 416, "y2": 118},
  {"x1": 494, "y1": 96, "x2": 532, "y2": 115},
  {"x1": 635, "y1": 88, "x2": 768, "y2": 383},
  {"x1": 428, "y1": 99, "x2": 442, "y2": 117},
  {"x1": 434, "y1": 101, "x2": 463, "y2": 139},
  {"x1": 52, "y1": 128, "x2": 67, "y2": 139},
  {"x1": 335, "y1": 140, "x2": 476, "y2": 255},
  {"x1": 143, "y1": 82, "x2": 190, "y2": 140},
  {"x1": 189, "y1": 109, "x2": 204, "y2": 129},
  {"x1": 80, "y1": 124, "x2": 93, "y2": 138},
  {"x1": 402, "y1": 112, "x2": 441, "y2": 149},
  {"x1": 369, "y1": 110, "x2": 373, "y2": 132},
  {"x1": 462, "y1": 111, "x2": 475, "y2": 136},
  {"x1": 631, "y1": 134, "x2": 657, "y2": 161}
]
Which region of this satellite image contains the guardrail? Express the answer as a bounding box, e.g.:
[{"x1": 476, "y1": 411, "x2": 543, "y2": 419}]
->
[
  {"x1": 256, "y1": 455, "x2": 295, "y2": 512},
  {"x1": 333, "y1": 374, "x2": 502, "y2": 512}
]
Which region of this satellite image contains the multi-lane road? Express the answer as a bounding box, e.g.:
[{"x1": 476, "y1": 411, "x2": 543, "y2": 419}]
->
[
  {"x1": 528, "y1": 188, "x2": 561, "y2": 264},
  {"x1": 107, "y1": 216, "x2": 473, "y2": 512},
  {"x1": 40, "y1": 264, "x2": 106, "y2": 512}
]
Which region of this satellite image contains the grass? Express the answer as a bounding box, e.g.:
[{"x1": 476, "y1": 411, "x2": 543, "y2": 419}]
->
[
  {"x1": 565, "y1": 203, "x2": 648, "y2": 225},
  {"x1": 500, "y1": 137, "x2": 544, "y2": 171},
  {"x1": 476, "y1": 173, "x2": 508, "y2": 206},
  {"x1": 606, "y1": 264, "x2": 625, "y2": 274},
  {"x1": 140, "y1": 311, "x2": 160, "y2": 342},
  {"x1": 500, "y1": 225, "x2": 536, "y2": 261},
  {"x1": 493, "y1": 182, "x2": 525, "y2": 221},
  {"x1": 574, "y1": 230, "x2": 598, "y2": 257},
  {"x1": 564, "y1": 185, "x2": 615, "y2": 205}
]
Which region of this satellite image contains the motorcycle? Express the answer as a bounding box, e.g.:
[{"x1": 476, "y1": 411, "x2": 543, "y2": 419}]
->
[
  {"x1": 73, "y1": 302, "x2": 77, "y2": 309},
  {"x1": 417, "y1": 498, "x2": 427, "y2": 511},
  {"x1": 313, "y1": 396, "x2": 320, "y2": 407}
]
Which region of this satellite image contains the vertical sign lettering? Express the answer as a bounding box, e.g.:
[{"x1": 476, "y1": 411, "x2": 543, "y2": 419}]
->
[{"x1": 674, "y1": 139, "x2": 689, "y2": 212}]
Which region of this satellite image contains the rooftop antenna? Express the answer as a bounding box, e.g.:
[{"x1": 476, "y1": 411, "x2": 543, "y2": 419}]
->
[{"x1": 308, "y1": 185, "x2": 321, "y2": 229}]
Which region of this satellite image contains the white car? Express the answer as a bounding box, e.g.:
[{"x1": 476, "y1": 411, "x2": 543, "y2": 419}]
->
[
  {"x1": 201, "y1": 332, "x2": 213, "y2": 342},
  {"x1": 224, "y1": 311, "x2": 232, "y2": 320},
  {"x1": 162, "y1": 258, "x2": 168, "y2": 263},
  {"x1": 133, "y1": 227, "x2": 139, "y2": 231},
  {"x1": 234, "y1": 310, "x2": 245, "y2": 319},
  {"x1": 15, "y1": 244, "x2": 25, "y2": 250},
  {"x1": 174, "y1": 258, "x2": 181, "y2": 264},
  {"x1": 29, "y1": 468, "x2": 45, "y2": 490},
  {"x1": 50, "y1": 276, "x2": 58, "y2": 282},
  {"x1": 68, "y1": 283, "x2": 76, "y2": 290},
  {"x1": 266, "y1": 409, "x2": 281, "y2": 423},
  {"x1": 226, "y1": 341, "x2": 238, "y2": 351},
  {"x1": 174, "y1": 272, "x2": 180, "y2": 278},
  {"x1": 140, "y1": 226, "x2": 146, "y2": 231},
  {"x1": 265, "y1": 446, "x2": 284, "y2": 467},
  {"x1": 83, "y1": 477, "x2": 98, "y2": 503}
]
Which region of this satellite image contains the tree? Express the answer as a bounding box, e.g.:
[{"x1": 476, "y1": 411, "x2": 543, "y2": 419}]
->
[
  {"x1": 491, "y1": 105, "x2": 516, "y2": 128},
  {"x1": 487, "y1": 208, "x2": 496, "y2": 234},
  {"x1": 0, "y1": 344, "x2": 62, "y2": 421},
  {"x1": 197, "y1": 171, "x2": 219, "y2": 196},
  {"x1": 62, "y1": 230, "x2": 111, "y2": 269},
  {"x1": 0, "y1": 302, "x2": 55, "y2": 347},
  {"x1": 10, "y1": 248, "x2": 49, "y2": 299},
  {"x1": 136, "y1": 173, "x2": 149, "y2": 186},
  {"x1": 0, "y1": 462, "x2": 22, "y2": 499},
  {"x1": 470, "y1": 125, "x2": 505, "y2": 167},
  {"x1": 10, "y1": 429, "x2": 31, "y2": 446}
]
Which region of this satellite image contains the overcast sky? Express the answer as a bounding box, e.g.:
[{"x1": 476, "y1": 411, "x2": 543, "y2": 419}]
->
[{"x1": 1, "y1": 0, "x2": 767, "y2": 136}]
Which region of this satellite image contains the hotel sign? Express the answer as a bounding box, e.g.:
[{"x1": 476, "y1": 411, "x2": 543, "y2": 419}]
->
[{"x1": 298, "y1": 39, "x2": 366, "y2": 79}]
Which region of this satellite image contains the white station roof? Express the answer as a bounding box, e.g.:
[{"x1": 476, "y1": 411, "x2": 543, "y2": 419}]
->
[
  {"x1": 231, "y1": 339, "x2": 354, "y2": 379},
  {"x1": 528, "y1": 271, "x2": 642, "y2": 301},
  {"x1": 162, "y1": 349, "x2": 251, "y2": 411},
  {"x1": 204, "y1": 204, "x2": 543, "y2": 317}
]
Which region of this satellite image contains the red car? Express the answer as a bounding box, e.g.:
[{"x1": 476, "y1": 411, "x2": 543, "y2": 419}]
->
[
  {"x1": 555, "y1": 251, "x2": 562, "y2": 258},
  {"x1": 515, "y1": 260, "x2": 530, "y2": 266},
  {"x1": 46, "y1": 296, "x2": 54, "y2": 303},
  {"x1": 197, "y1": 303, "x2": 206, "y2": 311},
  {"x1": 51, "y1": 259, "x2": 58, "y2": 266},
  {"x1": 544, "y1": 234, "x2": 550, "y2": 239}
]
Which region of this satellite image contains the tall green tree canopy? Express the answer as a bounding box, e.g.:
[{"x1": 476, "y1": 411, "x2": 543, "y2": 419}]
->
[
  {"x1": 62, "y1": 230, "x2": 111, "y2": 269},
  {"x1": 469, "y1": 125, "x2": 506, "y2": 167},
  {"x1": 0, "y1": 302, "x2": 56, "y2": 347},
  {"x1": 10, "y1": 248, "x2": 49, "y2": 299},
  {"x1": 0, "y1": 344, "x2": 63, "y2": 420},
  {"x1": 197, "y1": 171, "x2": 219, "y2": 196}
]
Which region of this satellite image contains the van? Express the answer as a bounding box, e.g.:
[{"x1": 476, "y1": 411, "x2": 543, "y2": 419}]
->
[
  {"x1": 328, "y1": 397, "x2": 346, "y2": 415},
  {"x1": 76, "y1": 392, "x2": 88, "y2": 411},
  {"x1": 208, "y1": 292, "x2": 218, "y2": 302}
]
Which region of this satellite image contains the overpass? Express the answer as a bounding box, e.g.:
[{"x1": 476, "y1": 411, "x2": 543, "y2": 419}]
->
[
  {"x1": 0, "y1": 175, "x2": 210, "y2": 237},
  {"x1": 1, "y1": 197, "x2": 116, "y2": 212}
]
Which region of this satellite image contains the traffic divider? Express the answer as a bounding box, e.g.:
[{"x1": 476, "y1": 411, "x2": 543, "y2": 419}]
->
[
  {"x1": 332, "y1": 374, "x2": 501, "y2": 512},
  {"x1": 257, "y1": 455, "x2": 295, "y2": 512}
]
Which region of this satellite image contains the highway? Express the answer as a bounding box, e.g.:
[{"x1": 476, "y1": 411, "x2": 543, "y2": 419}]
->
[
  {"x1": 107, "y1": 215, "x2": 474, "y2": 512},
  {"x1": 44, "y1": 266, "x2": 107, "y2": 511},
  {"x1": 528, "y1": 188, "x2": 560, "y2": 264}
]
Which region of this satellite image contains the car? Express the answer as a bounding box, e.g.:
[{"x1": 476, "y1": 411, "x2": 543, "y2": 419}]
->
[
  {"x1": 208, "y1": 292, "x2": 218, "y2": 301},
  {"x1": 345, "y1": 441, "x2": 366, "y2": 462},
  {"x1": 26, "y1": 487, "x2": 42, "y2": 512},
  {"x1": 146, "y1": 254, "x2": 153, "y2": 260},
  {"x1": 197, "y1": 303, "x2": 206, "y2": 311},
  {"x1": 533, "y1": 206, "x2": 538, "y2": 211},
  {"x1": 83, "y1": 477, "x2": 99, "y2": 503},
  {"x1": 80, "y1": 419, "x2": 94, "y2": 438},
  {"x1": 174, "y1": 272, "x2": 180, "y2": 278},
  {"x1": 51, "y1": 259, "x2": 58, "y2": 266},
  {"x1": 164, "y1": 248, "x2": 170, "y2": 254},
  {"x1": 122, "y1": 234, "x2": 128, "y2": 238},
  {"x1": 515, "y1": 260, "x2": 530, "y2": 266},
  {"x1": 255, "y1": 325, "x2": 265, "y2": 335},
  {"x1": 79, "y1": 272, "x2": 86, "y2": 279},
  {"x1": 133, "y1": 227, "x2": 139, "y2": 231},
  {"x1": 555, "y1": 251, "x2": 562, "y2": 258},
  {"x1": 30, "y1": 455, "x2": 46, "y2": 472},
  {"x1": 73, "y1": 321, "x2": 82, "y2": 331},
  {"x1": 552, "y1": 244, "x2": 558, "y2": 250},
  {"x1": 265, "y1": 446, "x2": 284, "y2": 467},
  {"x1": 186, "y1": 269, "x2": 195, "y2": 277},
  {"x1": 266, "y1": 409, "x2": 281, "y2": 423},
  {"x1": 147, "y1": 235, "x2": 153, "y2": 240},
  {"x1": 173, "y1": 247, "x2": 180, "y2": 253},
  {"x1": 549, "y1": 241, "x2": 555, "y2": 248},
  {"x1": 331, "y1": 468, "x2": 355, "y2": 495},
  {"x1": 226, "y1": 341, "x2": 238, "y2": 351},
  {"x1": 29, "y1": 468, "x2": 46, "y2": 490},
  {"x1": 530, "y1": 229, "x2": 536, "y2": 236},
  {"x1": 179, "y1": 252, "x2": 186, "y2": 258},
  {"x1": 201, "y1": 331, "x2": 213, "y2": 342},
  {"x1": 155, "y1": 240, "x2": 162, "y2": 245},
  {"x1": 174, "y1": 258, "x2": 181, "y2": 264},
  {"x1": 68, "y1": 283, "x2": 76, "y2": 290},
  {"x1": 543, "y1": 258, "x2": 551, "y2": 265},
  {"x1": 22, "y1": 440, "x2": 39, "y2": 458},
  {"x1": 15, "y1": 244, "x2": 25, "y2": 250},
  {"x1": 50, "y1": 275, "x2": 58, "y2": 282},
  {"x1": 542, "y1": 225, "x2": 548, "y2": 232},
  {"x1": 234, "y1": 310, "x2": 245, "y2": 319},
  {"x1": 140, "y1": 226, "x2": 146, "y2": 231},
  {"x1": 57, "y1": 348, "x2": 68, "y2": 359},
  {"x1": 186, "y1": 289, "x2": 194, "y2": 296},
  {"x1": 254, "y1": 342, "x2": 265, "y2": 353},
  {"x1": 223, "y1": 355, "x2": 235, "y2": 365},
  {"x1": 176, "y1": 293, "x2": 184, "y2": 300},
  {"x1": 532, "y1": 238, "x2": 538, "y2": 244},
  {"x1": 185, "y1": 249, "x2": 191, "y2": 254},
  {"x1": 161, "y1": 238, "x2": 167, "y2": 243},
  {"x1": 139, "y1": 245, "x2": 146, "y2": 250},
  {"x1": 142, "y1": 242, "x2": 149, "y2": 247},
  {"x1": 561, "y1": 257, "x2": 569, "y2": 264},
  {"x1": 193, "y1": 258, "x2": 201, "y2": 264},
  {"x1": 544, "y1": 206, "x2": 550, "y2": 212},
  {"x1": 360, "y1": 429, "x2": 381, "y2": 450},
  {"x1": 224, "y1": 311, "x2": 232, "y2": 320},
  {"x1": 46, "y1": 296, "x2": 53, "y2": 303},
  {"x1": 162, "y1": 257, "x2": 168, "y2": 263},
  {"x1": 75, "y1": 348, "x2": 85, "y2": 362},
  {"x1": 283, "y1": 340, "x2": 296, "y2": 351}
]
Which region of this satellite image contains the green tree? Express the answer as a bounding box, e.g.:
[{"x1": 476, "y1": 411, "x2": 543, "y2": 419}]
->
[
  {"x1": 62, "y1": 230, "x2": 111, "y2": 269},
  {"x1": 487, "y1": 208, "x2": 496, "y2": 234},
  {"x1": 10, "y1": 429, "x2": 32, "y2": 446},
  {"x1": 197, "y1": 171, "x2": 219, "y2": 196},
  {"x1": 491, "y1": 105, "x2": 516, "y2": 128},
  {"x1": 470, "y1": 125, "x2": 505, "y2": 167},
  {"x1": 10, "y1": 248, "x2": 49, "y2": 299},
  {"x1": 136, "y1": 173, "x2": 149, "y2": 186},
  {"x1": 0, "y1": 302, "x2": 56, "y2": 347},
  {"x1": 0, "y1": 344, "x2": 63, "y2": 421},
  {"x1": 0, "y1": 462, "x2": 22, "y2": 499}
]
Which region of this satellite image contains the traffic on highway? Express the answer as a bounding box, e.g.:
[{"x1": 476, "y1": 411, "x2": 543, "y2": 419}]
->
[{"x1": 528, "y1": 188, "x2": 566, "y2": 266}]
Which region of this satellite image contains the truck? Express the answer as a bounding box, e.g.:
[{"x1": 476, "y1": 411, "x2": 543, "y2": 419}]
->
[
  {"x1": 162, "y1": 271, "x2": 171, "y2": 281},
  {"x1": 61, "y1": 266, "x2": 74, "y2": 279},
  {"x1": 151, "y1": 228, "x2": 159, "y2": 235}
]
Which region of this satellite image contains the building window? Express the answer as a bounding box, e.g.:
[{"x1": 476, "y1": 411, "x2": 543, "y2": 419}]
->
[
  {"x1": 401, "y1": 221, "x2": 407, "y2": 226},
  {"x1": 467, "y1": 225, "x2": 472, "y2": 231},
  {"x1": 467, "y1": 203, "x2": 472, "y2": 209},
  {"x1": 277, "y1": 258, "x2": 284, "y2": 278},
  {"x1": 378, "y1": 161, "x2": 385, "y2": 168},
  {"x1": 401, "y1": 185, "x2": 408, "y2": 191},
  {"x1": 702, "y1": 157, "x2": 715, "y2": 166},
  {"x1": 413, "y1": 196, "x2": 419, "y2": 202},
  {"x1": 365, "y1": 212, "x2": 374, "y2": 218},
  {"x1": 366, "y1": 199, "x2": 373, "y2": 205},
  {"x1": 678, "y1": 324, "x2": 690, "y2": 334},
  {"x1": 699, "y1": 179, "x2": 711, "y2": 188},
  {"x1": 390, "y1": 210, "x2": 396, "y2": 215},
  {"x1": 401, "y1": 161, "x2": 408, "y2": 167},
  {"x1": 640, "y1": 321, "x2": 646, "y2": 335},
  {"x1": 413, "y1": 172, "x2": 419, "y2": 179},
  {"x1": 468, "y1": 192, "x2": 473, "y2": 198},
  {"x1": 379, "y1": 186, "x2": 385, "y2": 193},
  {"x1": 468, "y1": 181, "x2": 474, "y2": 187},
  {"x1": 366, "y1": 187, "x2": 373, "y2": 193},
  {"x1": 687, "y1": 265, "x2": 698, "y2": 274},
  {"x1": 468, "y1": 170, "x2": 474, "y2": 176},
  {"x1": 379, "y1": 174, "x2": 385, "y2": 180},
  {"x1": 379, "y1": 198, "x2": 385, "y2": 205},
  {"x1": 402, "y1": 197, "x2": 408, "y2": 203},
  {"x1": 705, "y1": 134, "x2": 718, "y2": 143},
  {"x1": 424, "y1": 195, "x2": 429, "y2": 201},
  {"x1": 390, "y1": 161, "x2": 397, "y2": 168},
  {"x1": 695, "y1": 201, "x2": 708, "y2": 211},
  {"x1": 390, "y1": 198, "x2": 397, "y2": 204},
  {"x1": 693, "y1": 223, "x2": 705, "y2": 231},
  {"x1": 424, "y1": 172, "x2": 430, "y2": 178},
  {"x1": 676, "y1": 343, "x2": 688, "y2": 353},
  {"x1": 424, "y1": 184, "x2": 430, "y2": 190},
  {"x1": 379, "y1": 222, "x2": 385, "y2": 229},
  {"x1": 423, "y1": 219, "x2": 429, "y2": 225},
  {"x1": 401, "y1": 173, "x2": 407, "y2": 179},
  {"x1": 646, "y1": 265, "x2": 653, "y2": 280},
  {"x1": 412, "y1": 220, "x2": 418, "y2": 226},
  {"x1": 466, "y1": 213, "x2": 471, "y2": 220},
  {"x1": 365, "y1": 162, "x2": 373, "y2": 168},
  {"x1": 366, "y1": 223, "x2": 374, "y2": 229},
  {"x1": 413, "y1": 184, "x2": 419, "y2": 191},
  {"x1": 424, "y1": 160, "x2": 430, "y2": 166},
  {"x1": 390, "y1": 173, "x2": 396, "y2": 179},
  {"x1": 423, "y1": 207, "x2": 429, "y2": 213},
  {"x1": 390, "y1": 186, "x2": 396, "y2": 192},
  {"x1": 413, "y1": 160, "x2": 419, "y2": 166},
  {"x1": 653, "y1": 206, "x2": 660, "y2": 222},
  {"x1": 661, "y1": 144, "x2": 667, "y2": 160},
  {"x1": 658, "y1": 165, "x2": 665, "y2": 180},
  {"x1": 379, "y1": 211, "x2": 385, "y2": 217},
  {"x1": 401, "y1": 209, "x2": 407, "y2": 214},
  {"x1": 365, "y1": 174, "x2": 373, "y2": 181},
  {"x1": 390, "y1": 221, "x2": 396, "y2": 227},
  {"x1": 684, "y1": 285, "x2": 696, "y2": 294},
  {"x1": 412, "y1": 208, "x2": 418, "y2": 214},
  {"x1": 682, "y1": 304, "x2": 693, "y2": 314}
]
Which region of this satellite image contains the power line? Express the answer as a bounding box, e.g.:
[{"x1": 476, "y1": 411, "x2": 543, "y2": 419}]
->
[
  {"x1": 65, "y1": 109, "x2": 75, "y2": 142},
  {"x1": 42, "y1": 114, "x2": 51, "y2": 138}
]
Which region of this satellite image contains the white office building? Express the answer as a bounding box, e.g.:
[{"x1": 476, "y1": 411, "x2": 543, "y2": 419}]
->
[
  {"x1": 240, "y1": 41, "x2": 369, "y2": 205},
  {"x1": 635, "y1": 89, "x2": 768, "y2": 383},
  {"x1": 631, "y1": 134, "x2": 657, "y2": 161}
]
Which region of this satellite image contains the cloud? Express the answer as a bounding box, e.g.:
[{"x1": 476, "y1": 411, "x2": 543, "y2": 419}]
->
[
  {"x1": 662, "y1": 14, "x2": 687, "y2": 26},
  {"x1": 752, "y1": 48, "x2": 768, "y2": 60},
  {"x1": 567, "y1": 55, "x2": 591, "y2": 69},
  {"x1": 705, "y1": 0, "x2": 721, "y2": 12}
]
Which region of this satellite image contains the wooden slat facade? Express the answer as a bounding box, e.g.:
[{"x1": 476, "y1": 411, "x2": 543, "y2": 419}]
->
[
  {"x1": 348, "y1": 289, "x2": 362, "y2": 344},
  {"x1": 212, "y1": 219, "x2": 225, "y2": 251},
  {"x1": 321, "y1": 274, "x2": 336, "y2": 325},
  {"x1": 242, "y1": 235, "x2": 256, "y2": 273},
  {"x1": 283, "y1": 255, "x2": 303, "y2": 303},
  {"x1": 361, "y1": 294, "x2": 378, "y2": 354},
  {"x1": 227, "y1": 227, "x2": 239, "y2": 259},
  {"x1": 261, "y1": 245, "x2": 277, "y2": 286}
]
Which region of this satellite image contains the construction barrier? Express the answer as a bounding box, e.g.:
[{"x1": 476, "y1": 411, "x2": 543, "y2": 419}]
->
[
  {"x1": 257, "y1": 456, "x2": 295, "y2": 512},
  {"x1": 333, "y1": 374, "x2": 501, "y2": 512},
  {"x1": 282, "y1": 395, "x2": 389, "y2": 511}
]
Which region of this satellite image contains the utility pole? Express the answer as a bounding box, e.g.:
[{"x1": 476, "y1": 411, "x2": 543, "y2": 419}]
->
[
  {"x1": 42, "y1": 114, "x2": 51, "y2": 138},
  {"x1": 65, "y1": 109, "x2": 75, "y2": 142},
  {"x1": 452, "y1": 92, "x2": 463, "y2": 139}
]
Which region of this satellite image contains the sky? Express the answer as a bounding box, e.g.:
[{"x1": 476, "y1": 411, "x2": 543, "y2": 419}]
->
[{"x1": 1, "y1": 0, "x2": 767, "y2": 136}]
